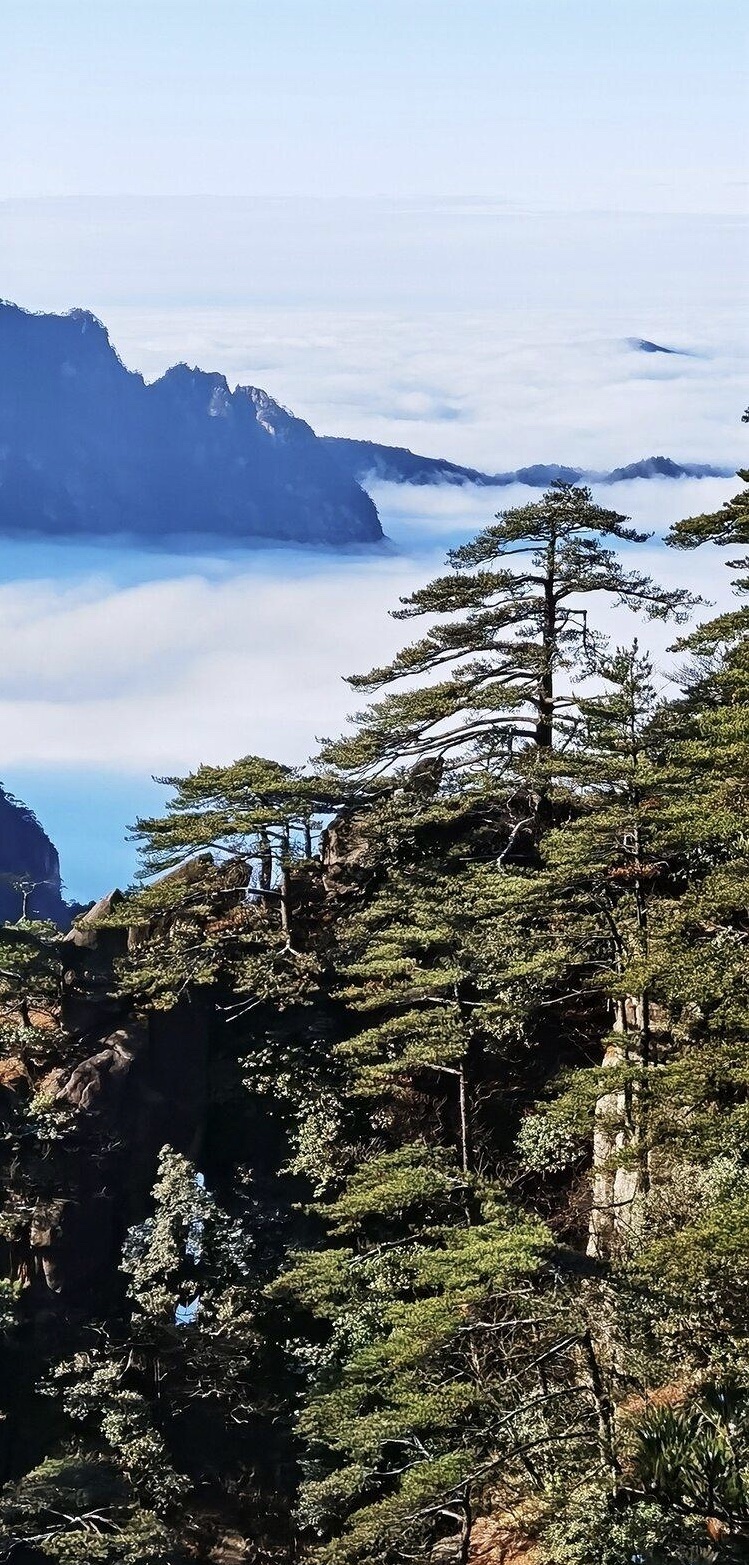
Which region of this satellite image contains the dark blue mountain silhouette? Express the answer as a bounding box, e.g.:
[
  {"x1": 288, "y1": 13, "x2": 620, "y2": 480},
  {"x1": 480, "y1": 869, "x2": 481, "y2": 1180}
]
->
[
  {"x1": 0, "y1": 302, "x2": 382, "y2": 546},
  {"x1": 322, "y1": 437, "x2": 732, "y2": 489}
]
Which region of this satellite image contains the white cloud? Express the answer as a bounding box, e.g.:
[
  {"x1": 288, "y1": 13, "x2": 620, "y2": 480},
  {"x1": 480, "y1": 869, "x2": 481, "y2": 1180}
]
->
[{"x1": 0, "y1": 549, "x2": 417, "y2": 769}]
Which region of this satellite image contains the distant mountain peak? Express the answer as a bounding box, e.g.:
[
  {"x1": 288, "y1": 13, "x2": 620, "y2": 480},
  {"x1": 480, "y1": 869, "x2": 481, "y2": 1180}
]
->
[
  {"x1": 65, "y1": 306, "x2": 109, "y2": 334},
  {"x1": 625, "y1": 336, "x2": 690, "y2": 356},
  {"x1": 245, "y1": 387, "x2": 308, "y2": 440}
]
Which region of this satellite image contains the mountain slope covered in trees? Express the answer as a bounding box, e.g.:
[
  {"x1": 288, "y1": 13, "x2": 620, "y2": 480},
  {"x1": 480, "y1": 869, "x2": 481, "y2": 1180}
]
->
[{"x1": 0, "y1": 417, "x2": 748, "y2": 1564}]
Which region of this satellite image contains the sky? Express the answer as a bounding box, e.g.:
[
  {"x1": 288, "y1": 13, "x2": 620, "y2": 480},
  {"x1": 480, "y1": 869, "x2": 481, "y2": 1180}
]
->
[
  {"x1": 0, "y1": 1, "x2": 747, "y2": 901},
  {"x1": 2, "y1": 0, "x2": 747, "y2": 213}
]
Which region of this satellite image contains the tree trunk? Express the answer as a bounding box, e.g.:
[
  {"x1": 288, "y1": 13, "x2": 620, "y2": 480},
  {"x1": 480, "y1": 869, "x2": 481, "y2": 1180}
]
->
[
  {"x1": 579, "y1": 1328, "x2": 620, "y2": 1494},
  {"x1": 280, "y1": 866, "x2": 293, "y2": 945},
  {"x1": 535, "y1": 547, "x2": 557, "y2": 753},
  {"x1": 458, "y1": 1491, "x2": 472, "y2": 1565},
  {"x1": 587, "y1": 994, "x2": 651, "y2": 1260},
  {"x1": 258, "y1": 831, "x2": 272, "y2": 893},
  {"x1": 458, "y1": 1062, "x2": 471, "y2": 1176}
]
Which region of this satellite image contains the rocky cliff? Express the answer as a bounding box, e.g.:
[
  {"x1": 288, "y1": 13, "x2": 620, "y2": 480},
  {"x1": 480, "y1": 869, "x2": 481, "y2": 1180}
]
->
[
  {"x1": 0, "y1": 302, "x2": 382, "y2": 547},
  {"x1": 0, "y1": 786, "x2": 70, "y2": 926}
]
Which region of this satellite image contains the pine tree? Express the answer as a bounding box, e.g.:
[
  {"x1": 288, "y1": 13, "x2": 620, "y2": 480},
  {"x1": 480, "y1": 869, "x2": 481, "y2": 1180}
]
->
[
  {"x1": 321, "y1": 484, "x2": 695, "y2": 782},
  {"x1": 110, "y1": 755, "x2": 344, "y2": 1011},
  {"x1": 279, "y1": 1146, "x2": 587, "y2": 1565},
  {"x1": 668, "y1": 407, "x2": 749, "y2": 555},
  {"x1": 130, "y1": 753, "x2": 339, "y2": 952},
  {"x1": 510, "y1": 646, "x2": 672, "y2": 1257}
]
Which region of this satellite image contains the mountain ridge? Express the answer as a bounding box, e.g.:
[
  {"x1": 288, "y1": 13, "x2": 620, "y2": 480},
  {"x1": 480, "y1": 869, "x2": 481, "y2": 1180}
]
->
[{"x1": 321, "y1": 435, "x2": 733, "y2": 490}]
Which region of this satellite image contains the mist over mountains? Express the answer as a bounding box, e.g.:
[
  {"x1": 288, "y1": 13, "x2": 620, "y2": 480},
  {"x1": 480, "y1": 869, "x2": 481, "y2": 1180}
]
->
[{"x1": 0, "y1": 302, "x2": 733, "y2": 551}]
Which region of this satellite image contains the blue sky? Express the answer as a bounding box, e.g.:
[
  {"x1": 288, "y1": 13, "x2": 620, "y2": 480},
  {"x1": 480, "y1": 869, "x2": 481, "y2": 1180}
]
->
[{"x1": 3, "y1": 0, "x2": 746, "y2": 212}]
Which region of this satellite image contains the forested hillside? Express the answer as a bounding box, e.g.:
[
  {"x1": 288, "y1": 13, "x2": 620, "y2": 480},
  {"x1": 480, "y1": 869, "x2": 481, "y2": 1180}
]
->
[{"x1": 0, "y1": 421, "x2": 748, "y2": 1563}]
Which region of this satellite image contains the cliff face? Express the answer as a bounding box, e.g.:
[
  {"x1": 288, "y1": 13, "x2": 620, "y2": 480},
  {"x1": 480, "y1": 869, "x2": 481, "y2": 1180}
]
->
[
  {"x1": 0, "y1": 302, "x2": 383, "y2": 547},
  {"x1": 0, "y1": 786, "x2": 69, "y2": 926}
]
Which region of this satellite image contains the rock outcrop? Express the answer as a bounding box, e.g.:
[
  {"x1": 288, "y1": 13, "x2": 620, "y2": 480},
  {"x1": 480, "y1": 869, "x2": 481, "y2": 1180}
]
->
[
  {"x1": 0, "y1": 301, "x2": 383, "y2": 547},
  {"x1": 321, "y1": 810, "x2": 373, "y2": 898},
  {"x1": 0, "y1": 785, "x2": 71, "y2": 926},
  {"x1": 625, "y1": 337, "x2": 687, "y2": 355}
]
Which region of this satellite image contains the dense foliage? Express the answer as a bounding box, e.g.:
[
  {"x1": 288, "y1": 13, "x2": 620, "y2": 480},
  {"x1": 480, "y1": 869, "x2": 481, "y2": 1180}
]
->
[{"x1": 0, "y1": 463, "x2": 748, "y2": 1563}]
